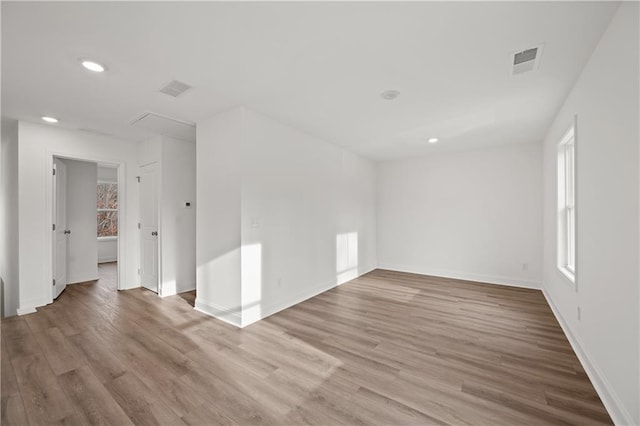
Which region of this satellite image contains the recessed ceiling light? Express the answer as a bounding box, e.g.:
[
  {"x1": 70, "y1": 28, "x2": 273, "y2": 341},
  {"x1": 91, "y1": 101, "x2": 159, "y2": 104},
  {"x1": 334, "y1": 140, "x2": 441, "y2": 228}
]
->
[
  {"x1": 42, "y1": 116, "x2": 58, "y2": 123},
  {"x1": 380, "y1": 90, "x2": 400, "y2": 100},
  {"x1": 80, "y1": 59, "x2": 106, "y2": 73},
  {"x1": 428, "y1": 137, "x2": 439, "y2": 144}
]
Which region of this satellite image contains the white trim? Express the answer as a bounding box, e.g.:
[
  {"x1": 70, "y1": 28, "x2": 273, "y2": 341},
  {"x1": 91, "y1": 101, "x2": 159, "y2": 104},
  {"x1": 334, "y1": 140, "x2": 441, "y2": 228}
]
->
[
  {"x1": 67, "y1": 275, "x2": 100, "y2": 285},
  {"x1": 556, "y1": 116, "x2": 578, "y2": 290},
  {"x1": 46, "y1": 151, "x2": 126, "y2": 308},
  {"x1": 98, "y1": 236, "x2": 118, "y2": 242},
  {"x1": 193, "y1": 265, "x2": 377, "y2": 329},
  {"x1": 244, "y1": 264, "x2": 377, "y2": 328},
  {"x1": 17, "y1": 306, "x2": 37, "y2": 315},
  {"x1": 378, "y1": 262, "x2": 541, "y2": 289},
  {"x1": 542, "y1": 289, "x2": 633, "y2": 426},
  {"x1": 159, "y1": 283, "x2": 196, "y2": 298},
  {"x1": 17, "y1": 297, "x2": 50, "y2": 315},
  {"x1": 558, "y1": 266, "x2": 575, "y2": 284},
  {"x1": 194, "y1": 300, "x2": 242, "y2": 327}
]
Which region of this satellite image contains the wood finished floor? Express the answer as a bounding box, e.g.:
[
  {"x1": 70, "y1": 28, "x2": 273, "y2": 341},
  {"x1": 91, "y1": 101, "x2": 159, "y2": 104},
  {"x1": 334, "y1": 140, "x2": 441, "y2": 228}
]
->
[{"x1": 1, "y1": 263, "x2": 611, "y2": 425}]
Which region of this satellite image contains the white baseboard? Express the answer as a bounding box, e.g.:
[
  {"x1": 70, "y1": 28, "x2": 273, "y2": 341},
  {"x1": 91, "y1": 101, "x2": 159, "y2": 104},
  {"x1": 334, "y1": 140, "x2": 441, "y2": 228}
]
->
[
  {"x1": 159, "y1": 283, "x2": 196, "y2": 298},
  {"x1": 542, "y1": 289, "x2": 634, "y2": 426},
  {"x1": 242, "y1": 264, "x2": 377, "y2": 328},
  {"x1": 17, "y1": 306, "x2": 37, "y2": 315},
  {"x1": 193, "y1": 265, "x2": 377, "y2": 329},
  {"x1": 377, "y1": 262, "x2": 541, "y2": 289},
  {"x1": 67, "y1": 275, "x2": 100, "y2": 285},
  {"x1": 194, "y1": 299, "x2": 242, "y2": 327},
  {"x1": 17, "y1": 297, "x2": 51, "y2": 315}
]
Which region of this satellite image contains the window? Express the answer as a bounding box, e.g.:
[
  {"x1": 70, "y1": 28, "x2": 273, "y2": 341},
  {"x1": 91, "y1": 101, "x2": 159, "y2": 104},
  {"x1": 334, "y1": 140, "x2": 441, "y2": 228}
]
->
[
  {"x1": 557, "y1": 124, "x2": 575, "y2": 282},
  {"x1": 97, "y1": 182, "x2": 118, "y2": 237}
]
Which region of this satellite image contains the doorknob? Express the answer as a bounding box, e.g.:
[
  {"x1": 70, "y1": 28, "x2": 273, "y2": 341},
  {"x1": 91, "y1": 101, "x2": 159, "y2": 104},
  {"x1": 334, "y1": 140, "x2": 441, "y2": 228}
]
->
[
  {"x1": 64, "y1": 229, "x2": 71, "y2": 235},
  {"x1": 151, "y1": 231, "x2": 158, "y2": 236}
]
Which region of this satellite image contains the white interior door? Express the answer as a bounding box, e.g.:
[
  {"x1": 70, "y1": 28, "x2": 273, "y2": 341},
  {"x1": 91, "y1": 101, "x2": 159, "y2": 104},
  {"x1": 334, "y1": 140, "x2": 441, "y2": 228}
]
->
[
  {"x1": 139, "y1": 163, "x2": 159, "y2": 292},
  {"x1": 53, "y1": 158, "x2": 68, "y2": 299}
]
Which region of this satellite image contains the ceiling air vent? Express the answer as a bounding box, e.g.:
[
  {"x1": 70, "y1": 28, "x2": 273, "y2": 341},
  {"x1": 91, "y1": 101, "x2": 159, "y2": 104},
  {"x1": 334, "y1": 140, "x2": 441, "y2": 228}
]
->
[
  {"x1": 511, "y1": 44, "x2": 544, "y2": 75},
  {"x1": 158, "y1": 80, "x2": 192, "y2": 98}
]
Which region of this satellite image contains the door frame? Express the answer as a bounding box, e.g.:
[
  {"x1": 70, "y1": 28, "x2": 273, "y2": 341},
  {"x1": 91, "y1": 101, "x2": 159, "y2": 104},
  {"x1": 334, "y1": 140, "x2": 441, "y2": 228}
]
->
[
  {"x1": 46, "y1": 151, "x2": 127, "y2": 303},
  {"x1": 138, "y1": 160, "x2": 163, "y2": 295},
  {"x1": 52, "y1": 158, "x2": 68, "y2": 299}
]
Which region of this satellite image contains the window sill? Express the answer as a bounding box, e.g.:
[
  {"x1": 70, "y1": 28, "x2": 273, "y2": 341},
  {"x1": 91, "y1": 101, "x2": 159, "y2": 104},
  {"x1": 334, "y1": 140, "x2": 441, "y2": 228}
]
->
[
  {"x1": 98, "y1": 236, "x2": 118, "y2": 242},
  {"x1": 558, "y1": 266, "x2": 575, "y2": 286}
]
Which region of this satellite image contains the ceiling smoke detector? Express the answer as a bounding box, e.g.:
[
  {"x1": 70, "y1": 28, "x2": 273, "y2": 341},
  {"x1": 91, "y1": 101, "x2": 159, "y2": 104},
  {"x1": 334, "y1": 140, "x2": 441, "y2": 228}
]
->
[
  {"x1": 159, "y1": 80, "x2": 192, "y2": 98},
  {"x1": 380, "y1": 90, "x2": 400, "y2": 100},
  {"x1": 511, "y1": 44, "x2": 544, "y2": 75}
]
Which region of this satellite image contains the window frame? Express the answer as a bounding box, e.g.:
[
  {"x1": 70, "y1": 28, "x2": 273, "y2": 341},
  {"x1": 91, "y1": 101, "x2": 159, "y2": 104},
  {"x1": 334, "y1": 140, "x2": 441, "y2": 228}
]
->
[
  {"x1": 97, "y1": 180, "x2": 119, "y2": 239},
  {"x1": 557, "y1": 121, "x2": 576, "y2": 284}
]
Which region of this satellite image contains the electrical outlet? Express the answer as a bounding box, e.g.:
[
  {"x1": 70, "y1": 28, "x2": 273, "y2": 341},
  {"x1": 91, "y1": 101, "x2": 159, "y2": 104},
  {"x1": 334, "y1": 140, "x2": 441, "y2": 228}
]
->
[{"x1": 522, "y1": 262, "x2": 529, "y2": 271}]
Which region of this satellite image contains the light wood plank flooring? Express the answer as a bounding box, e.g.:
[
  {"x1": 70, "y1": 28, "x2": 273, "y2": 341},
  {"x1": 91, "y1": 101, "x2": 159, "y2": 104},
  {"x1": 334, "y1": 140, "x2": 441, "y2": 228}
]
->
[{"x1": 1, "y1": 264, "x2": 611, "y2": 425}]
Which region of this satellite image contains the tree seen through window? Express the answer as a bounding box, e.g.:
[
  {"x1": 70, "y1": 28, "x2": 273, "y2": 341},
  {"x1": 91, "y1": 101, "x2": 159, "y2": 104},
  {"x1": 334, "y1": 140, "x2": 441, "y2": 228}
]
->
[{"x1": 97, "y1": 182, "x2": 118, "y2": 237}]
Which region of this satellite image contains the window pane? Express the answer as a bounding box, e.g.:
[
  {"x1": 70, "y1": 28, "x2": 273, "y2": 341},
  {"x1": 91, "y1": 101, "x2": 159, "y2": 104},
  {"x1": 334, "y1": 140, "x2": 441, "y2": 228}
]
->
[
  {"x1": 106, "y1": 183, "x2": 118, "y2": 209},
  {"x1": 97, "y1": 183, "x2": 108, "y2": 209},
  {"x1": 98, "y1": 183, "x2": 118, "y2": 209},
  {"x1": 97, "y1": 210, "x2": 118, "y2": 237}
]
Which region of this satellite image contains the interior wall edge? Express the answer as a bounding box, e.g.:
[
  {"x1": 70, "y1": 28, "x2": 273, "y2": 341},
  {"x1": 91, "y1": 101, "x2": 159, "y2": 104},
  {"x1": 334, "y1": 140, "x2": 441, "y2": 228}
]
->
[{"x1": 542, "y1": 289, "x2": 633, "y2": 425}]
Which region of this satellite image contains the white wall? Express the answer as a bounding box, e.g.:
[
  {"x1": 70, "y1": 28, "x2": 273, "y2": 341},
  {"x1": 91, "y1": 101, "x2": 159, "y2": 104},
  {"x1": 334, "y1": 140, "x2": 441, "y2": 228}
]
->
[
  {"x1": 97, "y1": 239, "x2": 117, "y2": 263},
  {"x1": 160, "y1": 136, "x2": 196, "y2": 295},
  {"x1": 196, "y1": 107, "x2": 377, "y2": 327},
  {"x1": 542, "y1": 3, "x2": 639, "y2": 424},
  {"x1": 65, "y1": 159, "x2": 98, "y2": 283},
  {"x1": 98, "y1": 165, "x2": 117, "y2": 182},
  {"x1": 17, "y1": 121, "x2": 139, "y2": 314},
  {"x1": 378, "y1": 143, "x2": 543, "y2": 288},
  {"x1": 196, "y1": 109, "x2": 243, "y2": 325},
  {"x1": 1, "y1": 118, "x2": 19, "y2": 317},
  {"x1": 240, "y1": 108, "x2": 377, "y2": 325},
  {"x1": 97, "y1": 165, "x2": 118, "y2": 264}
]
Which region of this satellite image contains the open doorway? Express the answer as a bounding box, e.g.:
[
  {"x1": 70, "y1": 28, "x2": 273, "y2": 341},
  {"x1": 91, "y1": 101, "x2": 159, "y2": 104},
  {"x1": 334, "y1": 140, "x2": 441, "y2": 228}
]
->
[
  {"x1": 97, "y1": 164, "x2": 119, "y2": 291},
  {"x1": 51, "y1": 156, "x2": 122, "y2": 300}
]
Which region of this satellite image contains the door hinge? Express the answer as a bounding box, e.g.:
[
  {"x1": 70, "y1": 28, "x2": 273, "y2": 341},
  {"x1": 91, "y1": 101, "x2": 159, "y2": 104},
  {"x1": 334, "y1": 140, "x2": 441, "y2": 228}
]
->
[
  {"x1": 136, "y1": 176, "x2": 140, "y2": 183},
  {"x1": 138, "y1": 222, "x2": 141, "y2": 229},
  {"x1": 53, "y1": 279, "x2": 56, "y2": 286},
  {"x1": 52, "y1": 224, "x2": 56, "y2": 231},
  {"x1": 52, "y1": 168, "x2": 56, "y2": 175}
]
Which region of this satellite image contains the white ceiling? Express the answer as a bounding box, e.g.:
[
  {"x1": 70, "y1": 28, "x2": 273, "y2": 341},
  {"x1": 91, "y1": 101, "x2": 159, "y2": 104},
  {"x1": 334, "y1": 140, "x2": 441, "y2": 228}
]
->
[{"x1": 2, "y1": 1, "x2": 618, "y2": 161}]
